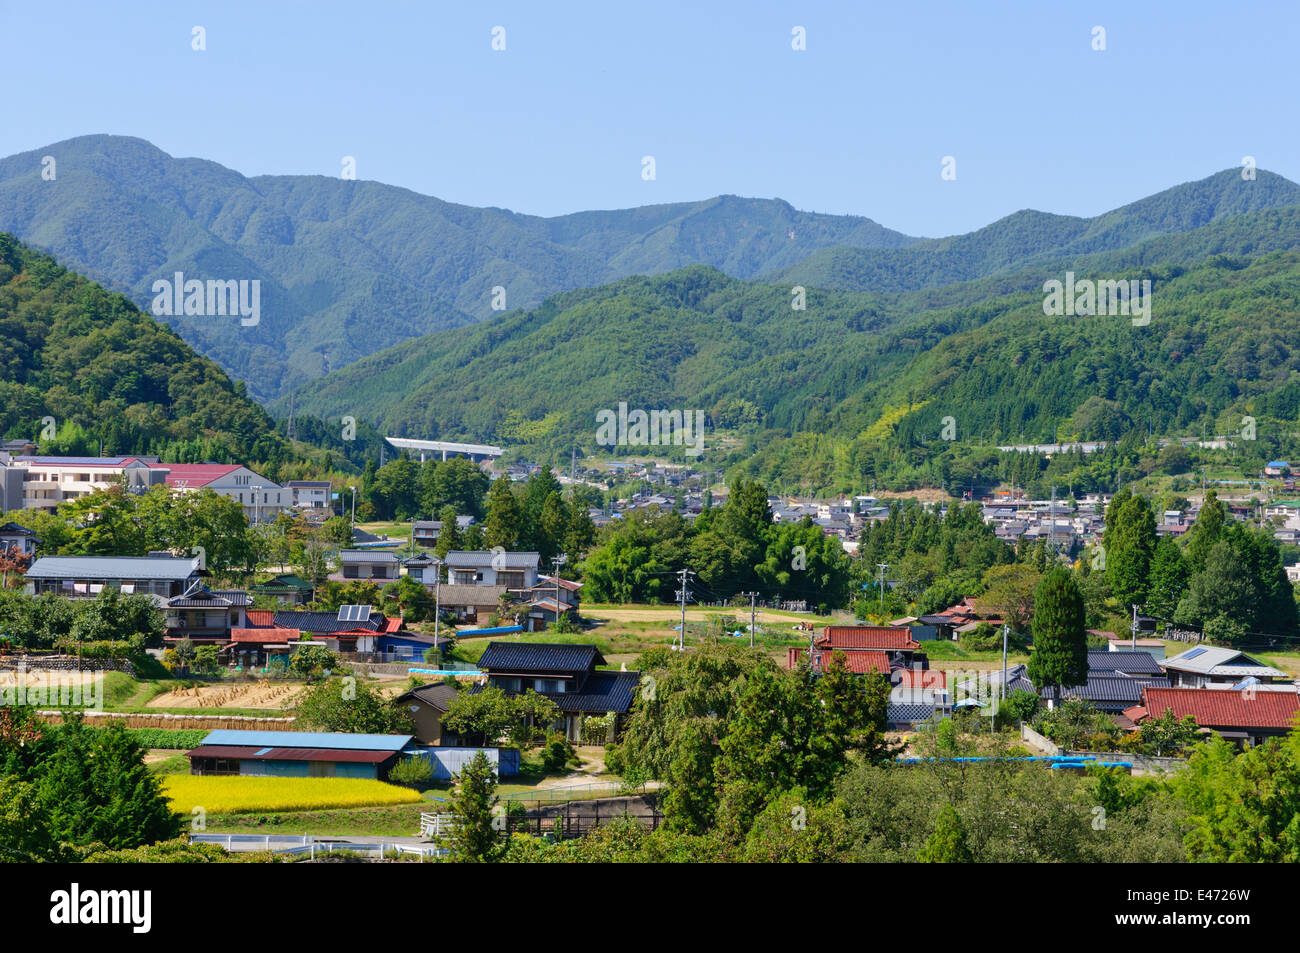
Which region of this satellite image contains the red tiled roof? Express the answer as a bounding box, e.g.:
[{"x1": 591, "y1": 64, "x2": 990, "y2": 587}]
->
[
  {"x1": 150, "y1": 463, "x2": 242, "y2": 487},
  {"x1": 245, "y1": 610, "x2": 275, "y2": 627},
  {"x1": 894, "y1": 668, "x2": 947, "y2": 689},
  {"x1": 819, "y1": 626, "x2": 920, "y2": 650},
  {"x1": 381, "y1": 617, "x2": 404, "y2": 633},
  {"x1": 815, "y1": 649, "x2": 891, "y2": 675},
  {"x1": 1141, "y1": 688, "x2": 1300, "y2": 730},
  {"x1": 229, "y1": 627, "x2": 300, "y2": 643},
  {"x1": 786, "y1": 646, "x2": 805, "y2": 669}
]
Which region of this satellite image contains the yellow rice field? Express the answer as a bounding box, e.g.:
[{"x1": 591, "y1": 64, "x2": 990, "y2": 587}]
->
[{"x1": 162, "y1": 776, "x2": 423, "y2": 814}]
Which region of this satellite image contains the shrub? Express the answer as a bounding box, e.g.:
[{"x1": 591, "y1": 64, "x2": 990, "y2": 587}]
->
[
  {"x1": 387, "y1": 756, "x2": 433, "y2": 789},
  {"x1": 541, "y1": 732, "x2": 579, "y2": 772}
]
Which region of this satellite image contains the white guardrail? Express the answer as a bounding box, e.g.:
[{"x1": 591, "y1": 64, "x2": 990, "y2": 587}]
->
[{"x1": 190, "y1": 833, "x2": 446, "y2": 860}]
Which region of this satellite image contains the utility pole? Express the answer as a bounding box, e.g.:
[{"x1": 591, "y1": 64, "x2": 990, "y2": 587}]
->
[
  {"x1": 1001, "y1": 624, "x2": 1009, "y2": 701},
  {"x1": 876, "y1": 563, "x2": 889, "y2": 615},
  {"x1": 433, "y1": 556, "x2": 443, "y2": 644},
  {"x1": 1131, "y1": 603, "x2": 1139, "y2": 649},
  {"x1": 741, "y1": 591, "x2": 758, "y2": 648},
  {"x1": 552, "y1": 554, "x2": 568, "y2": 629},
  {"x1": 350, "y1": 486, "x2": 357, "y2": 538},
  {"x1": 674, "y1": 567, "x2": 694, "y2": 651}
]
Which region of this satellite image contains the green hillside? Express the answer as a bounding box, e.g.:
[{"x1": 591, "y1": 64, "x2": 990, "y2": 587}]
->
[
  {"x1": 289, "y1": 205, "x2": 1300, "y2": 492},
  {"x1": 0, "y1": 232, "x2": 289, "y2": 464}
]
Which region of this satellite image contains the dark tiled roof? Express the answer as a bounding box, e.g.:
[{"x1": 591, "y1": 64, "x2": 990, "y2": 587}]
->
[
  {"x1": 397, "y1": 682, "x2": 459, "y2": 712},
  {"x1": 1051, "y1": 675, "x2": 1170, "y2": 706},
  {"x1": 274, "y1": 610, "x2": 382, "y2": 633},
  {"x1": 477, "y1": 641, "x2": 604, "y2": 673},
  {"x1": 445, "y1": 551, "x2": 540, "y2": 570},
  {"x1": 473, "y1": 669, "x2": 640, "y2": 713},
  {"x1": 1087, "y1": 650, "x2": 1163, "y2": 676}
]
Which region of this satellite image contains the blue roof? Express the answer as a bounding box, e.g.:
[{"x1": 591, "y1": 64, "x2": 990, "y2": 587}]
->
[
  {"x1": 1269, "y1": 461, "x2": 1290, "y2": 467},
  {"x1": 199, "y1": 730, "x2": 412, "y2": 752},
  {"x1": 25, "y1": 555, "x2": 199, "y2": 580},
  {"x1": 457, "y1": 625, "x2": 524, "y2": 636}
]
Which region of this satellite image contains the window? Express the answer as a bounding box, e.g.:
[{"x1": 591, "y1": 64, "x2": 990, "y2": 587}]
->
[
  {"x1": 534, "y1": 678, "x2": 565, "y2": 693},
  {"x1": 493, "y1": 676, "x2": 522, "y2": 692}
]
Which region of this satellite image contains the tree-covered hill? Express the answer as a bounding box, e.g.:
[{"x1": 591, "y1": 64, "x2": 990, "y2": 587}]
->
[
  {"x1": 288, "y1": 205, "x2": 1300, "y2": 491},
  {"x1": 0, "y1": 135, "x2": 914, "y2": 401},
  {"x1": 0, "y1": 232, "x2": 288, "y2": 464}
]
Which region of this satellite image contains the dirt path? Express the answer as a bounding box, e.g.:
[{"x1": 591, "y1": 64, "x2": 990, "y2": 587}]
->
[{"x1": 587, "y1": 606, "x2": 814, "y2": 626}]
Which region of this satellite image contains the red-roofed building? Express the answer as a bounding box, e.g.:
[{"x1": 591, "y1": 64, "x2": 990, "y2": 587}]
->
[
  {"x1": 814, "y1": 649, "x2": 892, "y2": 675},
  {"x1": 149, "y1": 463, "x2": 289, "y2": 523},
  {"x1": 1136, "y1": 687, "x2": 1300, "y2": 745},
  {"x1": 818, "y1": 626, "x2": 921, "y2": 651}
]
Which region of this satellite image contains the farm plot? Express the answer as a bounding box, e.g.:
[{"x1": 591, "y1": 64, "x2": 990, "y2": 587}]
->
[
  {"x1": 147, "y1": 680, "x2": 303, "y2": 710},
  {"x1": 162, "y1": 776, "x2": 423, "y2": 814}
]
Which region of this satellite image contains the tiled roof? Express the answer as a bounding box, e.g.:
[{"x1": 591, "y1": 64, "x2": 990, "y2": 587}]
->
[
  {"x1": 473, "y1": 669, "x2": 639, "y2": 713},
  {"x1": 246, "y1": 610, "x2": 276, "y2": 627},
  {"x1": 445, "y1": 550, "x2": 540, "y2": 570},
  {"x1": 1141, "y1": 687, "x2": 1300, "y2": 729},
  {"x1": 340, "y1": 549, "x2": 399, "y2": 564},
  {"x1": 477, "y1": 641, "x2": 603, "y2": 673},
  {"x1": 229, "y1": 627, "x2": 300, "y2": 643},
  {"x1": 814, "y1": 649, "x2": 891, "y2": 675},
  {"x1": 1053, "y1": 675, "x2": 1169, "y2": 706},
  {"x1": 434, "y1": 584, "x2": 508, "y2": 606},
  {"x1": 894, "y1": 668, "x2": 947, "y2": 690},
  {"x1": 273, "y1": 610, "x2": 382, "y2": 633},
  {"x1": 887, "y1": 703, "x2": 943, "y2": 725},
  {"x1": 818, "y1": 626, "x2": 919, "y2": 650},
  {"x1": 1088, "y1": 650, "x2": 1164, "y2": 676},
  {"x1": 397, "y1": 682, "x2": 459, "y2": 711}
]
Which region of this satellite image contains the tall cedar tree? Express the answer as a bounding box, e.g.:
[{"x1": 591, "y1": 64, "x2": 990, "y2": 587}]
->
[
  {"x1": 447, "y1": 750, "x2": 505, "y2": 862},
  {"x1": 1027, "y1": 567, "x2": 1088, "y2": 703},
  {"x1": 1104, "y1": 492, "x2": 1156, "y2": 608}
]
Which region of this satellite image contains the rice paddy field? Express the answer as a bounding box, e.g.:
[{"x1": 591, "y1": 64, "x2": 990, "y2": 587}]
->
[{"x1": 162, "y1": 776, "x2": 424, "y2": 815}]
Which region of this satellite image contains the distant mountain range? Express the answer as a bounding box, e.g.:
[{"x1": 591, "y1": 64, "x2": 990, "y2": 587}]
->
[
  {"x1": 5, "y1": 137, "x2": 1299, "y2": 408},
  {"x1": 0, "y1": 135, "x2": 913, "y2": 401}
]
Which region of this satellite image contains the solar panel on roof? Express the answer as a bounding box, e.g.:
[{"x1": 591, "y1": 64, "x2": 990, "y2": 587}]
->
[{"x1": 1183, "y1": 647, "x2": 1207, "y2": 659}]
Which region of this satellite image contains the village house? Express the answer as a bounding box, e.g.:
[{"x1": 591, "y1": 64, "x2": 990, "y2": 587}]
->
[
  {"x1": 1160, "y1": 646, "x2": 1290, "y2": 688},
  {"x1": 24, "y1": 553, "x2": 203, "y2": 599},
  {"x1": 162, "y1": 582, "x2": 251, "y2": 648},
  {"x1": 474, "y1": 642, "x2": 640, "y2": 744},
  {"x1": 286, "y1": 480, "x2": 333, "y2": 511},
  {"x1": 150, "y1": 463, "x2": 289, "y2": 523},
  {"x1": 1127, "y1": 686, "x2": 1300, "y2": 747},
  {"x1": 0, "y1": 522, "x2": 39, "y2": 556},
  {"x1": 337, "y1": 549, "x2": 401, "y2": 581}
]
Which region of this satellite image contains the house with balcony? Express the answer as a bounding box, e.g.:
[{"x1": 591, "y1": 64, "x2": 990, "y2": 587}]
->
[
  {"x1": 412, "y1": 516, "x2": 475, "y2": 548},
  {"x1": 163, "y1": 583, "x2": 251, "y2": 648},
  {"x1": 337, "y1": 549, "x2": 400, "y2": 581},
  {"x1": 443, "y1": 550, "x2": 540, "y2": 589},
  {"x1": 11, "y1": 455, "x2": 162, "y2": 512},
  {"x1": 286, "y1": 480, "x2": 332, "y2": 511},
  {"x1": 24, "y1": 554, "x2": 203, "y2": 600}
]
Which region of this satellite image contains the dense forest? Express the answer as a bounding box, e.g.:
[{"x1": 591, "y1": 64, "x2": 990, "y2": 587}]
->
[{"x1": 0, "y1": 233, "x2": 291, "y2": 466}]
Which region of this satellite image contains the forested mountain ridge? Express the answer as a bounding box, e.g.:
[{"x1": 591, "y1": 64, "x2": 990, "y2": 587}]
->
[
  {"x1": 770, "y1": 169, "x2": 1300, "y2": 293},
  {"x1": 0, "y1": 135, "x2": 914, "y2": 401},
  {"x1": 289, "y1": 209, "x2": 1300, "y2": 492}
]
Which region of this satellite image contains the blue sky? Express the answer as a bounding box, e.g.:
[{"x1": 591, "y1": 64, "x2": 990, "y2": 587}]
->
[{"x1": 1, "y1": 0, "x2": 1296, "y2": 236}]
